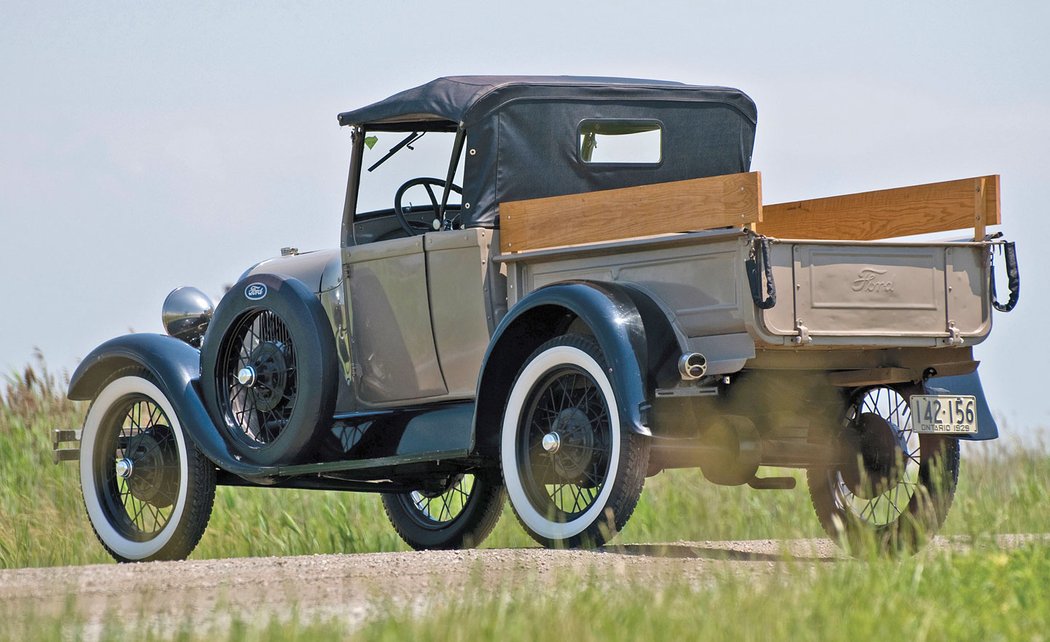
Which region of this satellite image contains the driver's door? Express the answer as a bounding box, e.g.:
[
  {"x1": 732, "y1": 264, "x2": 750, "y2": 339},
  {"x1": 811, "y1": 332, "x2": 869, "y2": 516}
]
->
[{"x1": 343, "y1": 235, "x2": 448, "y2": 405}]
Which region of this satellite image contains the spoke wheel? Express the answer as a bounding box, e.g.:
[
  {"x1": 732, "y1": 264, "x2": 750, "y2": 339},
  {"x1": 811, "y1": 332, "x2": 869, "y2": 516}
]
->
[
  {"x1": 200, "y1": 274, "x2": 338, "y2": 465},
  {"x1": 382, "y1": 470, "x2": 505, "y2": 550},
  {"x1": 808, "y1": 384, "x2": 960, "y2": 553},
  {"x1": 218, "y1": 309, "x2": 299, "y2": 447},
  {"x1": 81, "y1": 370, "x2": 215, "y2": 562},
  {"x1": 501, "y1": 334, "x2": 649, "y2": 548},
  {"x1": 99, "y1": 396, "x2": 179, "y2": 538},
  {"x1": 518, "y1": 365, "x2": 612, "y2": 522}
]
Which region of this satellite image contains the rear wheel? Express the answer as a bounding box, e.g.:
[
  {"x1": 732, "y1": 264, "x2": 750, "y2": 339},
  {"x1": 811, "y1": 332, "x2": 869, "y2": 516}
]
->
[
  {"x1": 500, "y1": 335, "x2": 649, "y2": 548},
  {"x1": 381, "y1": 470, "x2": 505, "y2": 550},
  {"x1": 807, "y1": 384, "x2": 960, "y2": 553},
  {"x1": 80, "y1": 370, "x2": 215, "y2": 562}
]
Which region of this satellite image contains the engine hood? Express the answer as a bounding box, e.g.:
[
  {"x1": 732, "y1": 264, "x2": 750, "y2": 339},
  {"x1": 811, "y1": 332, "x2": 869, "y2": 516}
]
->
[{"x1": 240, "y1": 248, "x2": 341, "y2": 293}]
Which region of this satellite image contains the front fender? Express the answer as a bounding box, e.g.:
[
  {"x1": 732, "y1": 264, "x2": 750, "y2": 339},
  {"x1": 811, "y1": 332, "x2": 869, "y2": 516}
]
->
[{"x1": 69, "y1": 334, "x2": 277, "y2": 478}]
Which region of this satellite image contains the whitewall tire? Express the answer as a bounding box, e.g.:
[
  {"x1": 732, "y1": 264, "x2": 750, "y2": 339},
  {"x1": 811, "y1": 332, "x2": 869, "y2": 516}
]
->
[
  {"x1": 500, "y1": 335, "x2": 649, "y2": 547},
  {"x1": 80, "y1": 371, "x2": 216, "y2": 562}
]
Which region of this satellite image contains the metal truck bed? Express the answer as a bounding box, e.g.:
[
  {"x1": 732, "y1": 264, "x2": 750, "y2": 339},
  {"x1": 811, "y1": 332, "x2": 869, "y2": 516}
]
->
[
  {"x1": 501, "y1": 229, "x2": 995, "y2": 359},
  {"x1": 495, "y1": 171, "x2": 1018, "y2": 385}
]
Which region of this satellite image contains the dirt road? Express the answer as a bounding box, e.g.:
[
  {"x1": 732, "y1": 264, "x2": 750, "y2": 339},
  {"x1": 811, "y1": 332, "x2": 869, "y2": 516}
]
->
[{"x1": 0, "y1": 536, "x2": 1041, "y2": 634}]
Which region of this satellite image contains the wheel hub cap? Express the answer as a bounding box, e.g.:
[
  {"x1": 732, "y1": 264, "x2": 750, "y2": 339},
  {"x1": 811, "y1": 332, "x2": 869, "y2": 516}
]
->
[
  {"x1": 241, "y1": 341, "x2": 290, "y2": 413},
  {"x1": 843, "y1": 412, "x2": 907, "y2": 499},
  {"x1": 548, "y1": 408, "x2": 595, "y2": 481},
  {"x1": 123, "y1": 426, "x2": 179, "y2": 508},
  {"x1": 115, "y1": 457, "x2": 133, "y2": 479},
  {"x1": 237, "y1": 366, "x2": 256, "y2": 386},
  {"x1": 542, "y1": 432, "x2": 561, "y2": 453}
]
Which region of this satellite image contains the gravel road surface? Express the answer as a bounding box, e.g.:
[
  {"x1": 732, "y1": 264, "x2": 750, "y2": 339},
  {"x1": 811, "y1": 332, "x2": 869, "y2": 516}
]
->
[{"x1": 1, "y1": 535, "x2": 1043, "y2": 636}]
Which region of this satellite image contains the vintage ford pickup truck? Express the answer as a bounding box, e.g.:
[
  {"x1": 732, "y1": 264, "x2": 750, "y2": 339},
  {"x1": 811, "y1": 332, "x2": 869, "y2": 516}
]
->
[{"x1": 54, "y1": 76, "x2": 1019, "y2": 561}]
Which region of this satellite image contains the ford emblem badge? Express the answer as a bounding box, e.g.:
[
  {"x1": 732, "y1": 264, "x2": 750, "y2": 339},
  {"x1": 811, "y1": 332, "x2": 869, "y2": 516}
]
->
[{"x1": 245, "y1": 283, "x2": 268, "y2": 301}]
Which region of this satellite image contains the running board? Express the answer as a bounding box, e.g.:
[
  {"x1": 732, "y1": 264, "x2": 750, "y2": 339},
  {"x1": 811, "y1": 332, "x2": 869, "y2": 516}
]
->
[
  {"x1": 228, "y1": 402, "x2": 477, "y2": 484},
  {"x1": 276, "y1": 448, "x2": 472, "y2": 476}
]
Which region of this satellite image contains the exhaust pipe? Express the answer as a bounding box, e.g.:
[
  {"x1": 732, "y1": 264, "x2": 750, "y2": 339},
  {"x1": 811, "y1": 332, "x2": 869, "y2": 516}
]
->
[{"x1": 678, "y1": 352, "x2": 707, "y2": 380}]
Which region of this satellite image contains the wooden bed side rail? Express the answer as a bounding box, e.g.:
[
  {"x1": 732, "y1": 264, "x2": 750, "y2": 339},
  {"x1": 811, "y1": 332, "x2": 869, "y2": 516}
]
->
[
  {"x1": 755, "y1": 175, "x2": 1000, "y2": 241},
  {"x1": 498, "y1": 172, "x2": 763, "y2": 253}
]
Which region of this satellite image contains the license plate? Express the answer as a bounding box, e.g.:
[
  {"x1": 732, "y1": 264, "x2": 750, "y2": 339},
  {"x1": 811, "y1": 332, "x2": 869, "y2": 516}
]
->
[{"x1": 909, "y1": 395, "x2": 978, "y2": 434}]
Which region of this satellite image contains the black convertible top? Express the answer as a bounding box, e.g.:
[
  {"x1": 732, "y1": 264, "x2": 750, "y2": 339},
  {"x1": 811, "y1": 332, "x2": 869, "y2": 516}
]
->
[
  {"x1": 337, "y1": 76, "x2": 758, "y2": 129},
  {"x1": 339, "y1": 76, "x2": 758, "y2": 228}
]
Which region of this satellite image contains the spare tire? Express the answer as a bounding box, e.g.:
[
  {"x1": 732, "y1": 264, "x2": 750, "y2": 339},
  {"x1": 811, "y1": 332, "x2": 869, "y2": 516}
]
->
[{"x1": 200, "y1": 274, "x2": 337, "y2": 465}]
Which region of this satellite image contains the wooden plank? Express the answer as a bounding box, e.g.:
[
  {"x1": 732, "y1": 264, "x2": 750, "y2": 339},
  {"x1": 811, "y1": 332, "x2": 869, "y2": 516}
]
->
[
  {"x1": 974, "y1": 176, "x2": 990, "y2": 241},
  {"x1": 499, "y1": 172, "x2": 763, "y2": 253},
  {"x1": 755, "y1": 175, "x2": 1000, "y2": 241}
]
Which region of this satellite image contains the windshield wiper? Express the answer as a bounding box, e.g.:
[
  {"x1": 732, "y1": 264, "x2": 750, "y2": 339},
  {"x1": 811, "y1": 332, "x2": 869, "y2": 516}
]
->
[{"x1": 367, "y1": 131, "x2": 425, "y2": 172}]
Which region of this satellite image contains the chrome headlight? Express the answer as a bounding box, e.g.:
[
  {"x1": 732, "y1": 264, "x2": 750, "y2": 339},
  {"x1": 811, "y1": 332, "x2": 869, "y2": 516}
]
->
[{"x1": 162, "y1": 287, "x2": 214, "y2": 348}]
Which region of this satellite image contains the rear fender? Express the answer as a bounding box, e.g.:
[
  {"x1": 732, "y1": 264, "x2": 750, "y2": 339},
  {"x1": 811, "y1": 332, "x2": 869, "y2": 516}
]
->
[
  {"x1": 69, "y1": 334, "x2": 277, "y2": 479},
  {"x1": 472, "y1": 281, "x2": 687, "y2": 456},
  {"x1": 926, "y1": 371, "x2": 999, "y2": 441}
]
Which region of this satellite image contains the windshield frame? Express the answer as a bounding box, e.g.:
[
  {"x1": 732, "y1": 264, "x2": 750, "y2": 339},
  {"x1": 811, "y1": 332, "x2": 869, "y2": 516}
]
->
[{"x1": 342, "y1": 122, "x2": 466, "y2": 247}]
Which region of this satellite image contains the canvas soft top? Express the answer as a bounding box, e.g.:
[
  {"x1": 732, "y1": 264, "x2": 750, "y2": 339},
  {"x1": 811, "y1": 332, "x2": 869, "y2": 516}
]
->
[
  {"x1": 339, "y1": 76, "x2": 759, "y2": 228},
  {"x1": 337, "y1": 76, "x2": 758, "y2": 129}
]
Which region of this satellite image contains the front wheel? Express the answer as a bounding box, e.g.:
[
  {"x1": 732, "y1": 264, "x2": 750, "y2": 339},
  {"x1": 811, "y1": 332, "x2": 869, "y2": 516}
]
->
[
  {"x1": 807, "y1": 384, "x2": 960, "y2": 553},
  {"x1": 381, "y1": 470, "x2": 505, "y2": 550},
  {"x1": 501, "y1": 335, "x2": 649, "y2": 548},
  {"x1": 80, "y1": 370, "x2": 216, "y2": 562}
]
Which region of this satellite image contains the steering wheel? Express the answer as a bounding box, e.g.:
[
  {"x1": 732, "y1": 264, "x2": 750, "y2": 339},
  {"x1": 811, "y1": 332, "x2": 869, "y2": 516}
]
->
[{"x1": 393, "y1": 177, "x2": 463, "y2": 237}]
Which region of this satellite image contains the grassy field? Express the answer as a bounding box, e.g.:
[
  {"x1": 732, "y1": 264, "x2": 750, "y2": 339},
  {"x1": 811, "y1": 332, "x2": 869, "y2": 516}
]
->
[
  {"x1": 359, "y1": 544, "x2": 1050, "y2": 642},
  {"x1": 2, "y1": 361, "x2": 1050, "y2": 640}
]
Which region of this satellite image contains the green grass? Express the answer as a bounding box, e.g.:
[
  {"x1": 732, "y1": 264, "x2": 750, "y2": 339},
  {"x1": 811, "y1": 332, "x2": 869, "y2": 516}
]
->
[
  {"x1": 2, "y1": 360, "x2": 1050, "y2": 568},
  {"x1": 3, "y1": 360, "x2": 1050, "y2": 640},
  {"x1": 352, "y1": 545, "x2": 1050, "y2": 642}
]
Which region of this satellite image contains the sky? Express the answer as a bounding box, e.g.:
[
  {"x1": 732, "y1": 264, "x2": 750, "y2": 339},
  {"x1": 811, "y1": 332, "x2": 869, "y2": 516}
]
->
[{"x1": 2, "y1": 1, "x2": 1048, "y2": 437}]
